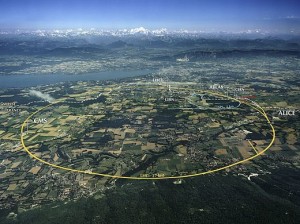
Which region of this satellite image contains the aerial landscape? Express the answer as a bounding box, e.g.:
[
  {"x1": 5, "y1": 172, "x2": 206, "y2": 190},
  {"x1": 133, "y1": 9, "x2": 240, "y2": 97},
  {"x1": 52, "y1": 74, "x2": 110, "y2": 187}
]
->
[{"x1": 0, "y1": 0, "x2": 299, "y2": 223}]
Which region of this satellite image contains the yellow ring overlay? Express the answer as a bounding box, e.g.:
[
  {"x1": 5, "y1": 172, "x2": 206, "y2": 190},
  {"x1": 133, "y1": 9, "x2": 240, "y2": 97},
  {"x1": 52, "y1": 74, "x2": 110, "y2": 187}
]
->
[{"x1": 21, "y1": 87, "x2": 276, "y2": 180}]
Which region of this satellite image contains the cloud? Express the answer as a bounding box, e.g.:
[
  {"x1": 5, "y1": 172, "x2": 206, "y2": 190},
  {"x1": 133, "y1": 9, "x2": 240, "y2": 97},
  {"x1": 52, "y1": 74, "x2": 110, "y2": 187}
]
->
[
  {"x1": 29, "y1": 90, "x2": 54, "y2": 102},
  {"x1": 284, "y1": 15, "x2": 299, "y2": 19}
]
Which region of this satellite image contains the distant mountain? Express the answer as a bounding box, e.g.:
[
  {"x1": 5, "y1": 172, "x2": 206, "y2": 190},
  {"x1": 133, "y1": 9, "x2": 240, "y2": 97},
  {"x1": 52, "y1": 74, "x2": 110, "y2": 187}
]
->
[
  {"x1": 174, "y1": 38, "x2": 225, "y2": 48},
  {"x1": 128, "y1": 27, "x2": 150, "y2": 35},
  {"x1": 45, "y1": 46, "x2": 106, "y2": 56},
  {"x1": 106, "y1": 40, "x2": 128, "y2": 48},
  {"x1": 174, "y1": 49, "x2": 300, "y2": 61},
  {"x1": 1, "y1": 27, "x2": 300, "y2": 40},
  {"x1": 0, "y1": 28, "x2": 300, "y2": 56}
]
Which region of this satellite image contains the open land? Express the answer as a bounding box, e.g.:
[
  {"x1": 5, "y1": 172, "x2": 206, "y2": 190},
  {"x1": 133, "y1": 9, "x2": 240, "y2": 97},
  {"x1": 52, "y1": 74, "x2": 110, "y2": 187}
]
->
[{"x1": 0, "y1": 34, "x2": 299, "y2": 223}]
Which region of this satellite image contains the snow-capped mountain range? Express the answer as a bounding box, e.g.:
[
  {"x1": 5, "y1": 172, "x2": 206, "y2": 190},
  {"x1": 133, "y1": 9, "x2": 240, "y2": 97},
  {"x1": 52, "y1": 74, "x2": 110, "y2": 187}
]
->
[
  {"x1": 0, "y1": 27, "x2": 282, "y2": 39},
  {"x1": 0, "y1": 27, "x2": 169, "y2": 37}
]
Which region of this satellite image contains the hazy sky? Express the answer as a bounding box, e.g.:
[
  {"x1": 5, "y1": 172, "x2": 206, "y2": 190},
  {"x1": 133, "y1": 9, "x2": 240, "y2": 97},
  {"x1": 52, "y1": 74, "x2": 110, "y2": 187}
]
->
[{"x1": 0, "y1": 0, "x2": 299, "y2": 33}]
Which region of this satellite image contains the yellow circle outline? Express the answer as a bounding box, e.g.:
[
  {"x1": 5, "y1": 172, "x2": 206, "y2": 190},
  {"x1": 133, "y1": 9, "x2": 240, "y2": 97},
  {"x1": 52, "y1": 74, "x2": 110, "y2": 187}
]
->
[{"x1": 21, "y1": 87, "x2": 276, "y2": 180}]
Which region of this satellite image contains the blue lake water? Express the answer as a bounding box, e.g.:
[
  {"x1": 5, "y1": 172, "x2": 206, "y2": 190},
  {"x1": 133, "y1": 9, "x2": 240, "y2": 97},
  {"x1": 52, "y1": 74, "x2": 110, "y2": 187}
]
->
[{"x1": 0, "y1": 70, "x2": 153, "y2": 88}]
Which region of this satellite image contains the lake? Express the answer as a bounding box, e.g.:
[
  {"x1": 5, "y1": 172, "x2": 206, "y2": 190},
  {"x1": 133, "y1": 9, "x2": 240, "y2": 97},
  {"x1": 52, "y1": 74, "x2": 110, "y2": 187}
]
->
[{"x1": 0, "y1": 70, "x2": 153, "y2": 88}]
